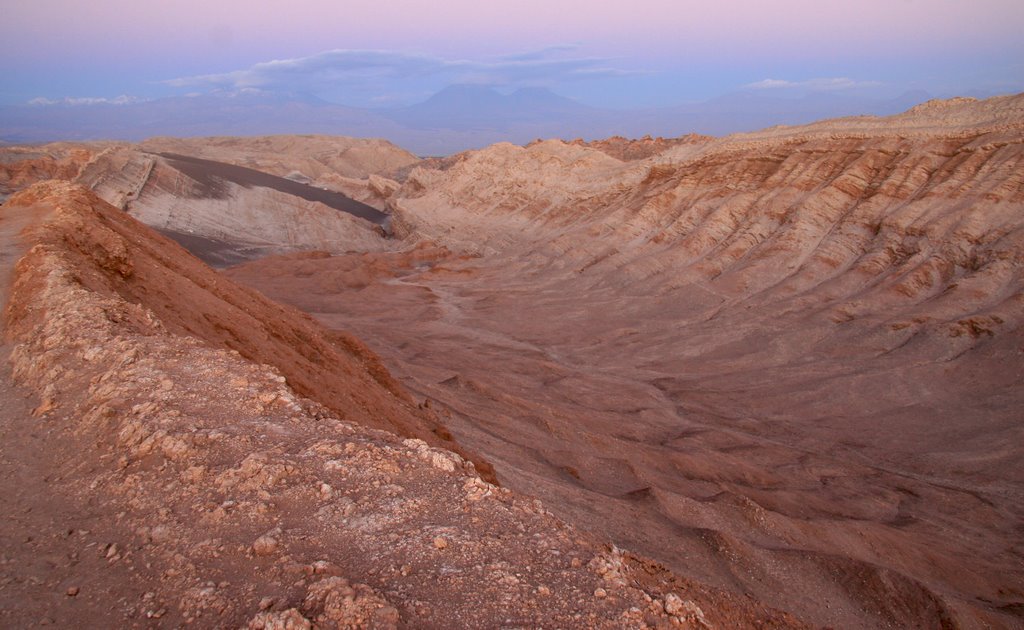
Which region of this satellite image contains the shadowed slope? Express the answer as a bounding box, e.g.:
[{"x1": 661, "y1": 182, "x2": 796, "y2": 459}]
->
[{"x1": 158, "y1": 153, "x2": 388, "y2": 224}]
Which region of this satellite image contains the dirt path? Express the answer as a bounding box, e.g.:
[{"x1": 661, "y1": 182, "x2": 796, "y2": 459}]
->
[{"x1": 1, "y1": 203, "x2": 144, "y2": 626}]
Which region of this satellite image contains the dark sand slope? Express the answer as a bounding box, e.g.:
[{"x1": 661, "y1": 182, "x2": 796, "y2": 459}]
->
[
  {"x1": 0, "y1": 142, "x2": 397, "y2": 267},
  {"x1": 228, "y1": 95, "x2": 1024, "y2": 629},
  {"x1": 102, "y1": 149, "x2": 396, "y2": 267},
  {"x1": 143, "y1": 152, "x2": 392, "y2": 266},
  {"x1": 159, "y1": 153, "x2": 388, "y2": 224}
]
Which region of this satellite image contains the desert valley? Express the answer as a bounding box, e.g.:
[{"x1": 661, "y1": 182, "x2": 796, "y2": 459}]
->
[{"x1": 1, "y1": 93, "x2": 1023, "y2": 629}]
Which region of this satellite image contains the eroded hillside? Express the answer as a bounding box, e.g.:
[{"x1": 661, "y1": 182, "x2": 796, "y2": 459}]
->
[
  {"x1": 0, "y1": 181, "x2": 813, "y2": 628},
  {"x1": 138, "y1": 136, "x2": 419, "y2": 210},
  {"x1": 225, "y1": 95, "x2": 1024, "y2": 629},
  {"x1": 2, "y1": 96, "x2": 1022, "y2": 628},
  {"x1": 0, "y1": 136, "x2": 409, "y2": 266}
]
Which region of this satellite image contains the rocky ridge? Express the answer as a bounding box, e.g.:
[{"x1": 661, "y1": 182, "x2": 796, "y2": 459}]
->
[
  {"x1": 0, "y1": 137, "x2": 413, "y2": 265},
  {"x1": 0, "y1": 142, "x2": 110, "y2": 200},
  {"x1": 138, "y1": 136, "x2": 420, "y2": 211}
]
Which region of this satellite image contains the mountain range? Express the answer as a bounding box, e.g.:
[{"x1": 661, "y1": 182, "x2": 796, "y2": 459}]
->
[{"x1": 1, "y1": 84, "x2": 934, "y2": 155}]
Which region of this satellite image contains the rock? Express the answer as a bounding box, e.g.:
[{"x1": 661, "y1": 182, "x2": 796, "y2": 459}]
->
[
  {"x1": 65, "y1": 586, "x2": 79, "y2": 597},
  {"x1": 463, "y1": 477, "x2": 493, "y2": 502},
  {"x1": 594, "y1": 587, "x2": 607, "y2": 599},
  {"x1": 311, "y1": 560, "x2": 338, "y2": 575},
  {"x1": 432, "y1": 536, "x2": 449, "y2": 550},
  {"x1": 180, "y1": 465, "x2": 206, "y2": 483},
  {"x1": 664, "y1": 593, "x2": 712, "y2": 628},
  {"x1": 253, "y1": 535, "x2": 279, "y2": 556},
  {"x1": 589, "y1": 549, "x2": 627, "y2": 586},
  {"x1": 180, "y1": 585, "x2": 229, "y2": 618},
  {"x1": 248, "y1": 608, "x2": 312, "y2": 630},
  {"x1": 149, "y1": 525, "x2": 171, "y2": 544},
  {"x1": 402, "y1": 438, "x2": 464, "y2": 472},
  {"x1": 498, "y1": 574, "x2": 519, "y2": 587},
  {"x1": 302, "y1": 577, "x2": 399, "y2": 629},
  {"x1": 31, "y1": 397, "x2": 57, "y2": 417}
]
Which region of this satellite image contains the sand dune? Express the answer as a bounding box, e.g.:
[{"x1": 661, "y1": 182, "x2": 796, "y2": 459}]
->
[{"x1": 0, "y1": 139, "x2": 404, "y2": 266}]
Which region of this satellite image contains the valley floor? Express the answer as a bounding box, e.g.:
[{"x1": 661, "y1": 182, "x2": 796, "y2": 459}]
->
[
  {"x1": 0, "y1": 182, "x2": 806, "y2": 629},
  {"x1": 228, "y1": 243, "x2": 1024, "y2": 629}
]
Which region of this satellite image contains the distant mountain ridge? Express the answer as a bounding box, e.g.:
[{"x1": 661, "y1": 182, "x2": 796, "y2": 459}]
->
[
  {"x1": 385, "y1": 85, "x2": 599, "y2": 129},
  {"x1": 0, "y1": 83, "x2": 940, "y2": 154}
]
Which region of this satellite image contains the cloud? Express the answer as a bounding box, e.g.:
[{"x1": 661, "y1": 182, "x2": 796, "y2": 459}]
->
[
  {"x1": 745, "y1": 77, "x2": 882, "y2": 91},
  {"x1": 27, "y1": 95, "x2": 145, "y2": 106},
  {"x1": 498, "y1": 44, "x2": 583, "y2": 62},
  {"x1": 164, "y1": 47, "x2": 643, "y2": 94}
]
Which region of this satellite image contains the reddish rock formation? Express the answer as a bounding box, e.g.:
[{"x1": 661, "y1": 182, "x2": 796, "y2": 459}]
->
[
  {"x1": 562, "y1": 134, "x2": 712, "y2": 161},
  {"x1": 1, "y1": 181, "x2": 809, "y2": 628},
  {"x1": 3, "y1": 95, "x2": 1022, "y2": 627},
  {"x1": 229, "y1": 94, "x2": 1024, "y2": 629},
  {"x1": 0, "y1": 142, "x2": 106, "y2": 194}
]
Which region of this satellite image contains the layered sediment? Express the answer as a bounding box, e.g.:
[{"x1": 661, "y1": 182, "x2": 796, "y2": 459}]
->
[
  {"x1": 2, "y1": 95, "x2": 1022, "y2": 628},
  {"x1": 229, "y1": 95, "x2": 1024, "y2": 628}
]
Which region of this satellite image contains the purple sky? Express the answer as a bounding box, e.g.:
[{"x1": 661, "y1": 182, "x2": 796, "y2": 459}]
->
[{"x1": 2, "y1": 0, "x2": 1022, "y2": 107}]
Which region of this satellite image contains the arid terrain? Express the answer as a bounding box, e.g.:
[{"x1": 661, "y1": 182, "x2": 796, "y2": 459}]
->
[{"x1": 1, "y1": 95, "x2": 1023, "y2": 628}]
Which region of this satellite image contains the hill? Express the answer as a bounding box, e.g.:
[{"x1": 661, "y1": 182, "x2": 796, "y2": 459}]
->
[
  {"x1": 2, "y1": 95, "x2": 1022, "y2": 627},
  {"x1": 226, "y1": 94, "x2": 1024, "y2": 628},
  {"x1": 0, "y1": 181, "x2": 808, "y2": 627}
]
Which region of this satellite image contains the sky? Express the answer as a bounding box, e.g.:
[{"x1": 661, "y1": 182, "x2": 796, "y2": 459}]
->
[{"x1": 2, "y1": 0, "x2": 1023, "y2": 109}]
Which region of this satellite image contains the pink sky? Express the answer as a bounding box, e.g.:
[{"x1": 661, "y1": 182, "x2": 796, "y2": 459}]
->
[
  {"x1": 1, "y1": 0, "x2": 1022, "y2": 106},
  {"x1": 6, "y1": 0, "x2": 1023, "y2": 62}
]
